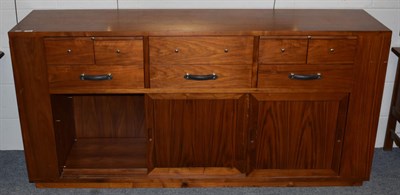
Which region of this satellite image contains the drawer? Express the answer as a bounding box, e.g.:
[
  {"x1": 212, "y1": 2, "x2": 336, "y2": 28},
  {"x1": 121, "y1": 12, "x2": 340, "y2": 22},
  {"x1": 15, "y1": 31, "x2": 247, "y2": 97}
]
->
[
  {"x1": 257, "y1": 65, "x2": 354, "y2": 89},
  {"x1": 259, "y1": 37, "x2": 308, "y2": 64},
  {"x1": 94, "y1": 38, "x2": 144, "y2": 65},
  {"x1": 44, "y1": 38, "x2": 94, "y2": 65},
  {"x1": 150, "y1": 65, "x2": 251, "y2": 88},
  {"x1": 149, "y1": 36, "x2": 253, "y2": 65},
  {"x1": 48, "y1": 65, "x2": 144, "y2": 89},
  {"x1": 308, "y1": 38, "x2": 357, "y2": 64}
]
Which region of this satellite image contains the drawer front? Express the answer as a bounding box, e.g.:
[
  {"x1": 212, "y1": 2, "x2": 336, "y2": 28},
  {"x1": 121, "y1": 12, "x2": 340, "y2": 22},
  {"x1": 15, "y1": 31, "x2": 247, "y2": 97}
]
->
[
  {"x1": 308, "y1": 38, "x2": 357, "y2": 64},
  {"x1": 258, "y1": 65, "x2": 353, "y2": 89},
  {"x1": 94, "y1": 38, "x2": 144, "y2": 65},
  {"x1": 44, "y1": 38, "x2": 94, "y2": 65},
  {"x1": 259, "y1": 38, "x2": 308, "y2": 64},
  {"x1": 150, "y1": 65, "x2": 251, "y2": 88},
  {"x1": 149, "y1": 36, "x2": 254, "y2": 65},
  {"x1": 48, "y1": 65, "x2": 144, "y2": 89}
]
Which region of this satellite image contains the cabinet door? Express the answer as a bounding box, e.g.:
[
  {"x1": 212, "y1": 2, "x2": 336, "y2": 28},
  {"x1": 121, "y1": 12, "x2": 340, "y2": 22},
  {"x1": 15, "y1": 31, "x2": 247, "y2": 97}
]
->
[
  {"x1": 249, "y1": 93, "x2": 348, "y2": 177},
  {"x1": 146, "y1": 94, "x2": 248, "y2": 176}
]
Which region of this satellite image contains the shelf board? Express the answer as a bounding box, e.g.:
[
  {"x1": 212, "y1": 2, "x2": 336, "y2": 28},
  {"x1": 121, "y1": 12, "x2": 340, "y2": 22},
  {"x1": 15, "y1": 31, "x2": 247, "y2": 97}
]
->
[{"x1": 64, "y1": 138, "x2": 147, "y2": 170}]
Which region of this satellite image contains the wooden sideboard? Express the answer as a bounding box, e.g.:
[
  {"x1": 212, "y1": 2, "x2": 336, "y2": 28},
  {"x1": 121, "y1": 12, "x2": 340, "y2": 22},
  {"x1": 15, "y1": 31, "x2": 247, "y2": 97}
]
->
[{"x1": 8, "y1": 9, "x2": 391, "y2": 188}]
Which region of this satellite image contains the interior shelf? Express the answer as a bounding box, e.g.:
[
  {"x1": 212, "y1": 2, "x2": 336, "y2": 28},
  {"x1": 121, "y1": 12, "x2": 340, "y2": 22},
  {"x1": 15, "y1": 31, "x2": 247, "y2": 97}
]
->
[{"x1": 64, "y1": 138, "x2": 147, "y2": 170}]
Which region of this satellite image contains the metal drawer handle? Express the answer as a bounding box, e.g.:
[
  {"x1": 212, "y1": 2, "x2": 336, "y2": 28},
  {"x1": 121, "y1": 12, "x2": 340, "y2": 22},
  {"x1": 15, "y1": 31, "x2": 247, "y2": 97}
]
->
[
  {"x1": 289, "y1": 73, "x2": 321, "y2": 80},
  {"x1": 184, "y1": 73, "x2": 218, "y2": 80},
  {"x1": 80, "y1": 73, "x2": 112, "y2": 81}
]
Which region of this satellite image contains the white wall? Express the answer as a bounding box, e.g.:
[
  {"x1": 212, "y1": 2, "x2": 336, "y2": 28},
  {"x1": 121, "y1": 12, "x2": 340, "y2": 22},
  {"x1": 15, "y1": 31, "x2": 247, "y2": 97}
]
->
[{"x1": 0, "y1": 0, "x2": 399, "y2": 150}]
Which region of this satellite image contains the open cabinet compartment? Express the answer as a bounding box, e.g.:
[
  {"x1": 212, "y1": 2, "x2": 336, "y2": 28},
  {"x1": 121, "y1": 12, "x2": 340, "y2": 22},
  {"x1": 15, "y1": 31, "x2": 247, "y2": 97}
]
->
[{"x1": 51, "y1": 94, "x2": 147, "y2": 177}]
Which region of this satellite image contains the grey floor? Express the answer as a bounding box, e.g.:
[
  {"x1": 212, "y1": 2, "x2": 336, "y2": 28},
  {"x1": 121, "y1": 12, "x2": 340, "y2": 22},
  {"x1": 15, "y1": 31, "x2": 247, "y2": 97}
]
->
[{"x1": 1, "y1": 149, "x2": 400, "y2": 195}]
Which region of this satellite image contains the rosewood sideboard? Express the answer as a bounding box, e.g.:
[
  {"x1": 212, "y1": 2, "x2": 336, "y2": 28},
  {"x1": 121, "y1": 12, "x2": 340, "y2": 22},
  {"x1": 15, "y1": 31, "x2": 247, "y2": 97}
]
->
[{"x1": 8, "y1": 9, "x2": 391, "y2": 187}]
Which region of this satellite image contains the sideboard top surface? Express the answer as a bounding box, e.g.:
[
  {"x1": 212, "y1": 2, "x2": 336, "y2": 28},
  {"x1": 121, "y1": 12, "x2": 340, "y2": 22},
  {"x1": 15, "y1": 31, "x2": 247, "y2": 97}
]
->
[{"x1": 9, "y1": 9, "x2": 390, "y2": 36}]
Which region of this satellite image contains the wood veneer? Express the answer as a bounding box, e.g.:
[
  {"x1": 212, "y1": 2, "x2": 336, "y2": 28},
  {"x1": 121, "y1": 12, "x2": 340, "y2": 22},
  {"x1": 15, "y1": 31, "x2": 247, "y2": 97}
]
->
[{"x1": 8, "y1": 9, "x2": 391, "y2": 188}]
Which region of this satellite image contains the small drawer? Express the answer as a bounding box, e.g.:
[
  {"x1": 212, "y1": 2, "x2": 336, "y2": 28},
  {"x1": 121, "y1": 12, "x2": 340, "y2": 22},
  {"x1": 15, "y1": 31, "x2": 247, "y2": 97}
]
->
[
  {"x1": 94, "y1": 38, "x2": 144, "y2": 65},
  {"x1": 150, "y1": 65, "x2": 251, "y2": 88},
  {"x1": 259, "y1": 37, "x2": 308, "y2": 64},
  {"x1": 44, "y1": 38, "x2": 94, "y2": 65},
  {"x1": 257, "y1": 65, "x2": 354, "y2": 89},
  {"x1": 149, "y1": 36, "x2": 254, "y2": 65},
  {"x1": 48, "y1": 65, "x2": 144, "y2": 90},
  {"x1": 308, "y1": 38, "x2": 357, "y2": 64}
]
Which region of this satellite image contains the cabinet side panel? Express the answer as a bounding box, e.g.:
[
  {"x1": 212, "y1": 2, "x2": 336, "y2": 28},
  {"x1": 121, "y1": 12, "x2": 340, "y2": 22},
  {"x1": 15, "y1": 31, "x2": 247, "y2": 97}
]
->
[
  {"x1": 51, "y1": 95, "x2": 76, "y2": 173},
  {"x1": 9, "y1": 35, "x2": 59, "y2": 181},
  {"x1": 340, "y1": 32, "x2": 391, "y2": 179}
]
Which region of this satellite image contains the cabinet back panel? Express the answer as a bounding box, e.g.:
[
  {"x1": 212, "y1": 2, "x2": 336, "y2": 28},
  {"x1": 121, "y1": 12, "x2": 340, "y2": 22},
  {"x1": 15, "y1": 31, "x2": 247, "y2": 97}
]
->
[{"x1": 73, "y1": 95, "x2": 145, "y2": 138}]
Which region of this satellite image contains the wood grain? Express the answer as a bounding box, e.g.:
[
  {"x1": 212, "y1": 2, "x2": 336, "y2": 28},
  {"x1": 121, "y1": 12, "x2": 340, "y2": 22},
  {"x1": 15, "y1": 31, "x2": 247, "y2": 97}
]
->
[
  {"x1": 149, "y1": 36, "x2": 253, "y2": 65},
  {"x1": 259, "y1": 38, "x2": 308, "y2": 64},
  {"x1": 8, "y1": 9, "x2": 392, "y2": 187},
  {"x1": 65, "y1": 138, "x2": 147, "y2": 169},
  {"x1": 10, "y1": 10, "x2": 390, "y2": 36},
  {"x1": 308, "y1": 38, "x2": 358, "y2": 64},
  {"x1": 44, "y1": 37, "x2": 95, "y2": 65},
  {"x1": 48, "y1": 65, "x2": 144, "y2": 90},
  {"x1": 257, "y1": 65, "x2": 354, "y2": 89},
  {"x1": 73, "y1": 95, "x2": 145, "y2": 138},
  {"x1": 51, "y1": 95, "x2": 76, "y2": 173},
  {"x1": 94, "y1": 38, "x2": 144, "y2": 65},
  {"x1": 9, "y1": 36, "x2": 60, "y2": 180},
  {"x1": 249, "y1": 93, "x2": 349, "y2": 176},
  {"x1": 150, "y1": 65, "x2": 252, "y2": 88},
  {"x1": 339, "y1": 32, "x2": 391, "y2": 179},
  {"x1": 147, "y1": 94, "x2": 247, "y2": 172}
]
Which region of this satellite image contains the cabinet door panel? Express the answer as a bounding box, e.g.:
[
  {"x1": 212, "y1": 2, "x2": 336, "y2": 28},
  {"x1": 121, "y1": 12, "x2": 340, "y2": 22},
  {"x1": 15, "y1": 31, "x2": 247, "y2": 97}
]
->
[
  {"x1": 249, "y1": 93, "x2": 348, "y2": 176},
  {"x1": 146, "y1": 94, "x2": 248, "y2": 173}
]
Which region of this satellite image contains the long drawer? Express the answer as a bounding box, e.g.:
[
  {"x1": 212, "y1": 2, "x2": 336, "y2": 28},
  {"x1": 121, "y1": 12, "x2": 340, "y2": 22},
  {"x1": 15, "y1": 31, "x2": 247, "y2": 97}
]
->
[
  {"x1": 257, "y1": 65, "x2": 354, "y2": 90},
  {"x1": 150, "y1": 65, "x2": 252, "y2": 88},
  {"x1": 48, "y1": 65, "x2": 144, "y2": 90},
  {"x1": 149, "y1": 36, "x2": 254, "y2": 65}
]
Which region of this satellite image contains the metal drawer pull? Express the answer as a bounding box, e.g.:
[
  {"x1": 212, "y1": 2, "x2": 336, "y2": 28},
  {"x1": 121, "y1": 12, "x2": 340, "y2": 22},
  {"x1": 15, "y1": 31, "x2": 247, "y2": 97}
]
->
[
  {"x1": 281, "y1": 48, "x2": 286, "y2": 52},
  {"x1": 289, "y1": 73, "x2": 321, "y2": 80},
  {"x1": 67, "y1": 49, "x2": 72, "y2": 53},
  {"x1": 329, "y1": 48, "x2": 335, "y2": 52},
  {"x1": 116, "y1": 49, "x2": 121, "y2": 53},
  {"x1": 175, "y1": 48, "x2": 179, "y2": 53},
  {"x1": 80, "y1": 73, "x2": 112, "y2": 81},
  {"x1": 224, "y1": 48, "x2": 229, "y2": 53},
  {"x1": 184, "y1": 73, "x2": 218, "y2": 80}
]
